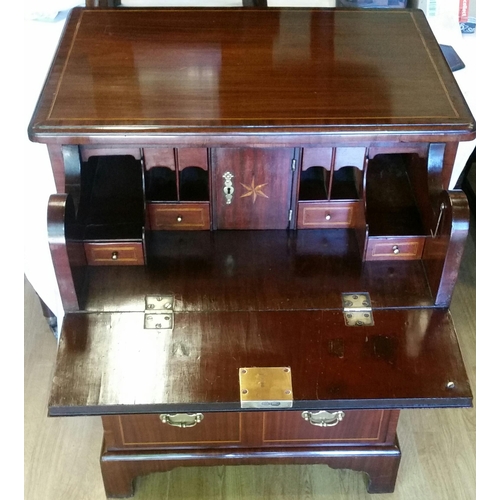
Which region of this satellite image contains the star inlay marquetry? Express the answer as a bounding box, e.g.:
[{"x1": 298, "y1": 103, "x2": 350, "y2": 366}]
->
[{"x1": 240, "y1": 178, "x2": 269, "y2": 203}]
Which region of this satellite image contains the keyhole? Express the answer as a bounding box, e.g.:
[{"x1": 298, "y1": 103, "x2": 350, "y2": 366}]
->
[{"x1": 225, "y1": 186, "x2": 234, "y2": 195}]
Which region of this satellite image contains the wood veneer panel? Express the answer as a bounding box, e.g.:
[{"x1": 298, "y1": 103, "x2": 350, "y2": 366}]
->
[
  {"x1": 84, "y1": 242, "x2": 144, "y2": 265},
  {"x1": 48, "y1": 308, "x2": 471, "y2": 415},
  {"x1": 24, "y1": 226, "x2": 476, "y2": 499},
  {"x1": 100, "y1": 443, "x2": 402, "y2": 497},
  {"x1": 47, "y1": 194, "x2": 86, "y2": 311},
  {"x1": 177, "y1": 148, "x2": 208, "y2": 171},
  {"x1": 212, "y1": 148, "x2": 294, "y2": 229},
  {"x1": 147, "y1": 203, "x2": 210, "y2": 230},
  {"x1": 262, "y1": 410, "x2": 393, "y2": 445},
  {"x1": 365, "y1": 154, "x2": 425, "y2": 237},
  {"x1": 104, "y1": 413, "x2": 242, "y2": 449},
  {"x1": 29, "y1": 8, "x2": 475, "y2": 140},
  {"x1": 301, "y1": 148, "x2": 333, "y2": 171},
  {"x1": 81, "y1": 229, "x2": 433, "y2": 312},
  {"x1": 296, "y1": 201, "x2": 358, "y2": 228},
  {"x1": 424, "y1": 190, "x2": 470, "y2": 306}
]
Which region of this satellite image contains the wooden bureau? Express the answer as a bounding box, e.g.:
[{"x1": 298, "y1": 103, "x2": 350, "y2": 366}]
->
[{"x1": 29, "y1": 6, "x2": 475, "y2": 497}]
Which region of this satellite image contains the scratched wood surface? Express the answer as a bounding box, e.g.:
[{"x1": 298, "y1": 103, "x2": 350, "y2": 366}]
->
[{"x1": 24, "y1": 218, "x2": 475, "y2": 500}]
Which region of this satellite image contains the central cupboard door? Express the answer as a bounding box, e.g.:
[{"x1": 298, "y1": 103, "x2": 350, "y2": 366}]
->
[{"x1": 212, "y1": 148, "x2": 295, "y2": 229}]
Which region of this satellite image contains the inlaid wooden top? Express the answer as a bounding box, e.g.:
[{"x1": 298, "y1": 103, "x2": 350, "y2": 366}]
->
[{"x1": 29, "y1": 7, "x2": 475, "y2": 141}]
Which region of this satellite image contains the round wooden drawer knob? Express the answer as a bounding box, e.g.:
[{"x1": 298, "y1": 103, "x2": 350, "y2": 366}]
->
[
  {"x1": 111, "y1": 251, "x2": 119, "y2": 260},
  {"x1": 325, "y1": 214, "x2": 331, "y2": 221},
  {"x1": 177, "y1": 215, "x2": 183, "y2": 222}
]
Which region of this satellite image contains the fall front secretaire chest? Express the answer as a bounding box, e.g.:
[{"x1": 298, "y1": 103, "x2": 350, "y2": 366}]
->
[{"x1": 28, "y1": 6, "x2": 475, "y2": 496}]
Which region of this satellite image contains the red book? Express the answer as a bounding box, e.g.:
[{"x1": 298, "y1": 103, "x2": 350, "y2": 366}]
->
[{"x1": 459, "y1": 0, "x2": 469, "y2": 23}]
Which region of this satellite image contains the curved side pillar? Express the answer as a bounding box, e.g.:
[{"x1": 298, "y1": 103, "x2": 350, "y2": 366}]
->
[
  {"x1": 47, "y1": 193, "x2": 86, "y2": 311},
  {"x1": 423, "y1": 190, "x2": 470, "y2": 306}
]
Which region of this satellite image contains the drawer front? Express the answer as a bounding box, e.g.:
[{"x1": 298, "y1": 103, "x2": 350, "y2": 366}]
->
[
  {"x1": 148, "y1": 203, "x2": 210, "y2": 230},
  {"x1": 106, "y1": 413, "x2": 242, "y2": 450},
  {"x1": 262, "y1": 410, "x2": 391, "y2": 446},
  {"x1": 365, "y1": 237, "x2": 425, "y2": 261},
  {"x1": 297, "y1": 202, "x2": 356, "y2": 228},
  {"x1": 84, "y1": 242, "x2": 144, "y2": 265}
]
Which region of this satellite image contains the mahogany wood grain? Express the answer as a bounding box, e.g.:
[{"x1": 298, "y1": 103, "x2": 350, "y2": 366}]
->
[
  {"x1": 24, "y1": 227, "x2": 477, "y2": 500},
  {"x1": 177, "y1": 148, "x2": 208, "y2": 171},
  {"x1": 47, "y1": 194, "x2": 85, "y2": 311},
  {"x1": 424, "y1": 190, "x2": 470, "y2": 306},
  {"x1": 406, "y1": 151, "x2": 434, "y2": 234},
  {"x1": 365, "y1": 236, "x2": 425, "y2": 261},
  {"x1": 427, "y1": 142, "x2": 447, "y2": 203},
  {"x1": 28, "y1": 8, "x2": 475, "y2": 142},
  {"x1": 102, "y1": 410, "x2": 397, "y2": 451},
  {"x1": 147, "y1": 202, "x2": 210, "y2": 230},
  {"x1": 47, "y1": 144, "x2": 66, "y2": 193},
  {"x1": 32, "y1": 7, "x2": 476, "y2": 497},
  {"x1": 301, "y1": 148, "x2": 333, "y2": 172},
  {"x1": 367, "y1": 144, "x2": 428, "y2": 160},
  {"x1": 100, "y1": 441, "x2": 401, "y2": 497},
  {"x1": 211, "y1": 148, "x2": 294, "y2": 229},
  {"x1": 84, "y1": 241, "x2": 145, "y2": 265},
  {"x1": 61, "y1": 145, "x2": 82, "y2": 209},
  {"x1": 103, "y1": 413, "x2": 243, "y2": 450},
  {"x1": 442, "y1": 142, "x2": 460, "y2": 190},
  {"x1": 48, "y1": 308, "x2": 471, "y2": 416},
  {"x1": 296, "y1": 201, "x2": 359, "y2": 229},
  {"x1": 143, "y1": 148, "x2": 175, "y2": 171},
  {"x1": 365, "y1": 153, "x2": 426, "y2": 237},
  {"x1": 99, "y1": 410, "x2": 400, "y2": 496},
  {"x1": 261, "y1": 410, "x2": 397, "y2": 446},
  {"x1": 80, "y1": 146, "x2": 142, "y2": 162},
  {"x1": 333, "y1": 147, "x2": 366, "y2": 172},
  {"x1": 81, "y1": 229, "x2": 434, "y2": 312}
]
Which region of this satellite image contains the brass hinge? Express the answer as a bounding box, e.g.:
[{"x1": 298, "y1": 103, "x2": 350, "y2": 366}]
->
[
  {"x1": 342, "y1": 292, "x2": 374, "y2": 326},
  {"x1": 144, "y1": 295, "x2": 174, "y2": 330},
  {"x1": 291, "y1": 158, "x2": 297, "y2": 171}
]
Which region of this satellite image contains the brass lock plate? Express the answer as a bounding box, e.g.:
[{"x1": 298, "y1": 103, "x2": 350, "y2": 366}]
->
[{"x1": 239, "y1": 367, "x2": 293, "y2": 409}]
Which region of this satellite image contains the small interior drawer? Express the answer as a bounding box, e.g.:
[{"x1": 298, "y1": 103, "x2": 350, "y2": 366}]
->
[
  {"x1": 84, "y1": 242, "x2": 144, "y2": 265},
  {"x1": 262, "y1": 410, "x2": 392, "y2": 446},
  {"x1": 105, "y1": 413, "x2": 242, "y2": 450},
  {"x1": 365, "y1": 236, "x2": 425, "y2": 261},
  {"x1": 297, "y1": 202, "x2": 356, "y2": 228},
  {"x1": 148, "y1": 203, "x2": 210, "y2": 230}
]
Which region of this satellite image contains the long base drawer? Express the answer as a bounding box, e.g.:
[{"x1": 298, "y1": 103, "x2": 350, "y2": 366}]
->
[{"x1": 102, "y1": 410, "x2": 398, "y2": 451}]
